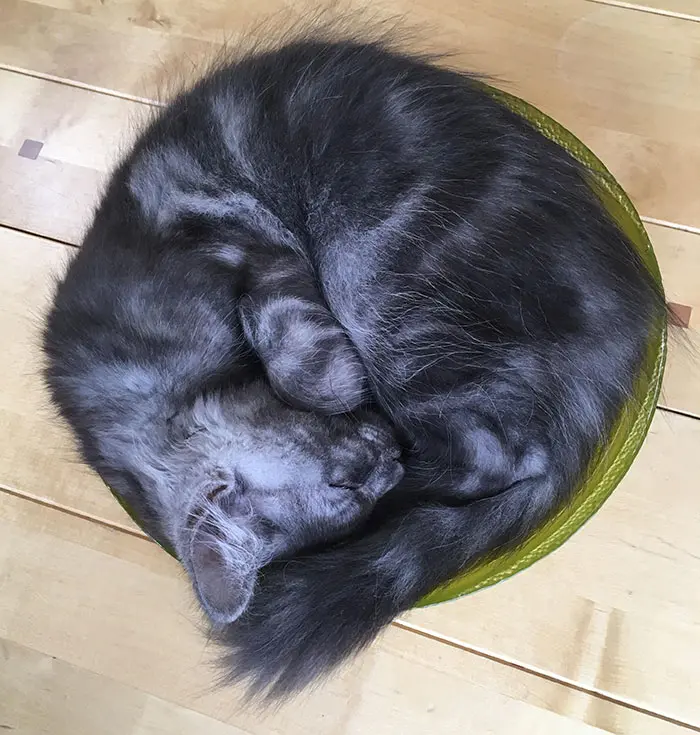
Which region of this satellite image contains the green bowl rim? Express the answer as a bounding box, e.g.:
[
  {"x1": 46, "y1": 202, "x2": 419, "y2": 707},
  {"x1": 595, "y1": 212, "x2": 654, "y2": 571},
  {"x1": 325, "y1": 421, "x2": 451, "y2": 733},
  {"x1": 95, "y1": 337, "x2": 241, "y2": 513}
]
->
[{"x1": 416, "y1": 85, "x2": 666, "y2": 606}]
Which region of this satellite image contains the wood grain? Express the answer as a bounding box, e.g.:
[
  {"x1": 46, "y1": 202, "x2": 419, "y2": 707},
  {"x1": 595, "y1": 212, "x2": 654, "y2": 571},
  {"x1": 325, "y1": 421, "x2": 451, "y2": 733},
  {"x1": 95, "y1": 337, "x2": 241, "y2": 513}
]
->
[
  {"x1": 587, "y1": 0, "x2": 700, "y2": 22},
  {"x1": 0, "y1": 492, "x2": 687, "y2": 735},
  {"x1": 0, "y1": 639, "x2": 250, "y2": 735},
  {"x1": 2, "y1": 0, "x2": 700, "y2": 227},
  {"x1": 1, "y1": 226, "x2": 699, "y2": 727},
  {"x1": 654, "y1": 225, "x2": 700, "y2": 417},
  {"x1": 0, "y1": 0, "x2": 215, "y2": 95}
]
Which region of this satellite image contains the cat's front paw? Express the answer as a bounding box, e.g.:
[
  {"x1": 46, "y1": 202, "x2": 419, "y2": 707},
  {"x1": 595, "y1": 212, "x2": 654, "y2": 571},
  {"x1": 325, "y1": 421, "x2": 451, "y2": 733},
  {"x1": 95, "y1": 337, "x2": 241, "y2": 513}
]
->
[
  {"x1": 327, "y1": 415, "x2": 404, "y2": 504},
  {"x1": 240, "y1": 295, "x2": 368, "y2": 414},
  {"x1": 305, "y1": 419, "x2": 403, "y2": 542}
]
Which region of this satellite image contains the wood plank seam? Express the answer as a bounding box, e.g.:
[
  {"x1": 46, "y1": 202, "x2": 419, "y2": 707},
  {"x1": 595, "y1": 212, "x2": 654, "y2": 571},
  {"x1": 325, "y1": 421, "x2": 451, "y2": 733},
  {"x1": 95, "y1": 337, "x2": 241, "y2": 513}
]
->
[
  {"x1": 394, "y1": 620, "x2": 700, "y2": 734},
  {"x1": 2, "y1": 477, "x2": 700, "y2": 732},
  {"x1": 0, "y1": 481, "x2": 150, "y2": 540},
  {"x1": 12, "y1": 212, "x2": 699, "y2": 294},
  {"x1": 639, "y1": 218, "x2": 700, "y2": 238},
  {"x1": 0, "y1": 221, "x2": 81, "y2": 249},
  {"x1": 0, "y1": 62, "x2": 163, "y2": 108},
  {"x1": 585, "y1": 0, "x2": 700, "y2": 24},
  {"x1": 655, "y1": 403, "x2": 700, "y2": 421}
]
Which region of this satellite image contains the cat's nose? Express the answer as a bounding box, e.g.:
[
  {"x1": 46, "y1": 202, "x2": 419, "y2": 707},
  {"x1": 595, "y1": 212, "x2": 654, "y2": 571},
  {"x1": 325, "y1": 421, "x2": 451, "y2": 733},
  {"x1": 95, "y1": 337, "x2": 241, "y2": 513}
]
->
[{"x1": 328, "y1": 464, "x2": 372, "y2": 490}]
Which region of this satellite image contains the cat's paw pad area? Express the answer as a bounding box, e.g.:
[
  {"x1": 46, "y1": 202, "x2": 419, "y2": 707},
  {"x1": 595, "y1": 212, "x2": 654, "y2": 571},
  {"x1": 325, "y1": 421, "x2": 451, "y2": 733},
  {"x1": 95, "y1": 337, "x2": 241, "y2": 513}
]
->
[
  {"x1": 240, "y1": 295, "x2": 368, "y2": 414},
  {"x1": 266, "y1": 337, "x2": 367, "y2": 415},
  {"x1": 327, "y1": 415, "x2": 404, "y2": 504}
]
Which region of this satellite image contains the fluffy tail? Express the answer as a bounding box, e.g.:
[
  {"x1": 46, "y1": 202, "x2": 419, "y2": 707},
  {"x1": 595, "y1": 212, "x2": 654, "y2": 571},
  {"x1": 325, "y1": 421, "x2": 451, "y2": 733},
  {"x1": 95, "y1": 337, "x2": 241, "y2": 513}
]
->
[{"x1": 215, "y1": 476, "x2": 552, "y2": 701}]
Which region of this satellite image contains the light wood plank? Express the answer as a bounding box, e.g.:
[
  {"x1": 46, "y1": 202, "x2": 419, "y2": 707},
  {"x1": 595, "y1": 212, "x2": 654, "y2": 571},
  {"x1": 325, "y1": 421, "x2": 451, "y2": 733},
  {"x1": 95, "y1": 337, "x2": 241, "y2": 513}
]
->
[
  {"x1": 0, "y1": 147, "x2": 102, "y2": 244},
  {"x1": 588, "y1": 0, "x2": 700, "y2": 22},
  {"x1": 2, "y1": 0, "x2": 700, "y2": 227},
  {"x1": 0, "y1": 491, "x2": 686, "y2": 735},
  {"x1": 4, "y1": 0, "x2": 318, "y2": 46},
  {"x1": 1, "y1": 227, "x2": 700, "y2": 727},
  {"x1": 654, "y1": 225, "x2": 700, "y2": 416},
  {"x1": 0, "y1": 0, "x2": 214, "y2": 93},
  {"x1": 0, "y1": 227, "x2": 137, "y2": 529},
  {"x1": 0, "y1": 639, "x2": 250, "y2": 735},
  {"x1": 0, "y1": 69, "x2": 142, "y2": 171},
  {"x1": 0, "y1": 69, "x2": 146, "y2": 242}
]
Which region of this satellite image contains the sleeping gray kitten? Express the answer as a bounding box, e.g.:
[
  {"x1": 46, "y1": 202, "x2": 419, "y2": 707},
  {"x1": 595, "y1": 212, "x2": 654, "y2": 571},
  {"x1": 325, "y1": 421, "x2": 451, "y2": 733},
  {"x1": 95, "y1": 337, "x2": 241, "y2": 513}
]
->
[{"x1": 43, "y1": 37, "x2": 666, "y2": 699}]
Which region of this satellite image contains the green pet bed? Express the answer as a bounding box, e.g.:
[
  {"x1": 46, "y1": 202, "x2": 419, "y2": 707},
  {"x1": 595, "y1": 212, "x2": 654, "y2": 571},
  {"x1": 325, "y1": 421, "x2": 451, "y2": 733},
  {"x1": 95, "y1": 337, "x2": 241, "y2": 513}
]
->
[{"x1": 111, "y1": 85, "x2": 667, "y2": 608}]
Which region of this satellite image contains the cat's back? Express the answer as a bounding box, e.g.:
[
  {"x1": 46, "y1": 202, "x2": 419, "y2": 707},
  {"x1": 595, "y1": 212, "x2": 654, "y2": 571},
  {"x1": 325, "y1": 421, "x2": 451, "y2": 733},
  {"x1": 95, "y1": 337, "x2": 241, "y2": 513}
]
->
[
  {"x1": 124, "y1": 39, "x2": 662, "y2": 385},
  {"x1": 128, "y1": 40, "x2": 523, "y2": 234}
]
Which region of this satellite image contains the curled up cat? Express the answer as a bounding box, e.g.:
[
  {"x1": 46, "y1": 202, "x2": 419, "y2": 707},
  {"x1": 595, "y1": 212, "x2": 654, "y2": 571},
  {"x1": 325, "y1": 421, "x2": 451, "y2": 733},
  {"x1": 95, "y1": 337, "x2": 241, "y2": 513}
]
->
[{"x1": 42, "y1": 36, "x2": 666, "y2": 700}]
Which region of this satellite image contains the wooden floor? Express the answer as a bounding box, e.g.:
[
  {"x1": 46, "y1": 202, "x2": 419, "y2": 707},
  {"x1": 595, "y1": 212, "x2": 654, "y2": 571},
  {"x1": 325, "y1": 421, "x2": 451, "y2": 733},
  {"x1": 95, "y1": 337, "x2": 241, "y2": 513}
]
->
[{"x1": 1, "y1": 0, "x2": 699, "y2": 732}]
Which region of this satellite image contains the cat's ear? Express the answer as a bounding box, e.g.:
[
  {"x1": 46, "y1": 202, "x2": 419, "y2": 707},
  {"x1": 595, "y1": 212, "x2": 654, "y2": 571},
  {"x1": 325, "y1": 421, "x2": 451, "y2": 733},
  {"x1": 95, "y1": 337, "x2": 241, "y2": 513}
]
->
[{"x1": 188, "y1": 522, "x2": 260, "y2": 625}]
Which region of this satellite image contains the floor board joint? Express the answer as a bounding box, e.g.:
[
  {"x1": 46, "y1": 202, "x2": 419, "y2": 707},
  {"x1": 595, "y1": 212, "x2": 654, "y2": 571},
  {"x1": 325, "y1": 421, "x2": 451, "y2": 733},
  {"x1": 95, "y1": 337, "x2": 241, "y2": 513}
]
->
[{"x1": 586, "y1": 0, "x2": 700, "y2": 24}]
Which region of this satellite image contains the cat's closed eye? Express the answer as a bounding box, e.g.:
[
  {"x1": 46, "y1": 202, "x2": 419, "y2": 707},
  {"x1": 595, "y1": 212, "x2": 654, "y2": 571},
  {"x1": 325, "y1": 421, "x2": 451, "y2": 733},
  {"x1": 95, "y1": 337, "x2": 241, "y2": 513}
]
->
[
  {"x1": 206, "y1": 483, "x2": 229, "y2": 502},
  {"x1": 167, "y1": 414, "x2": 205, "y2": 443}
]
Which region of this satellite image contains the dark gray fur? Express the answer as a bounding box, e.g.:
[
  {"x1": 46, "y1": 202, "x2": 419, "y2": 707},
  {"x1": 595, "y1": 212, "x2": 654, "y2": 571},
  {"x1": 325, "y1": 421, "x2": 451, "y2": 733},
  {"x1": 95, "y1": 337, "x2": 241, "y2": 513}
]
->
[{"x1": 42, "y1": 38, "x2": 666, "y2": 699}]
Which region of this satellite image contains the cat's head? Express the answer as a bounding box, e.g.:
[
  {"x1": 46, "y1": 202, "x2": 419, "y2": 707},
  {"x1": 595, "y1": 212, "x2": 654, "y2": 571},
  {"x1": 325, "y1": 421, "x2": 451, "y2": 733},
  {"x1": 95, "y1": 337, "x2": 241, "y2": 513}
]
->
[{"x1": 129, "y1": 382, "x2": 403, "y2": 625}]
